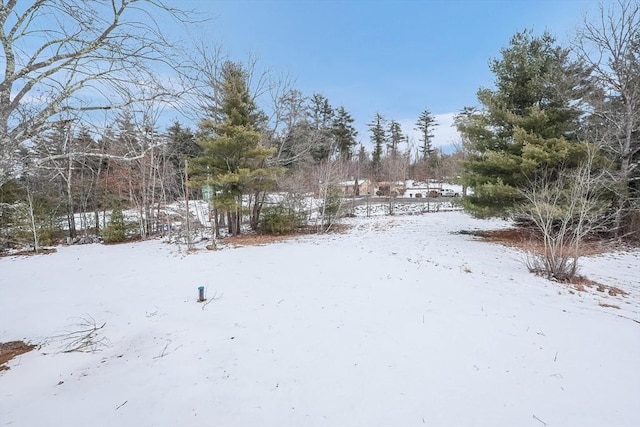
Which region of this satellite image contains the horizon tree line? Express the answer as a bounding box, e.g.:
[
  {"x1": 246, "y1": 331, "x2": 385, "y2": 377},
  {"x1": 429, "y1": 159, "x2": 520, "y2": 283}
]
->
[{"x1": 1, "y1": 0, "x2": 637, "y2": 251}]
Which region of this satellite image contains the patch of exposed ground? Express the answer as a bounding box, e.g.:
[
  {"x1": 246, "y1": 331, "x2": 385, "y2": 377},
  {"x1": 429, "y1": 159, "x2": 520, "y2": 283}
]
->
[
  {"x1": 218, "y1": 225, "x2": 351, "y2": 248},
  {"x1": 221, "y1": 232, "x2": 300, "y2": 247},
  {"x1": 0, "y1": 341, "x2": 36, "y2": 371},
  {"x1": 469, "y1": 228, "x2": 617, "y2": 257}
]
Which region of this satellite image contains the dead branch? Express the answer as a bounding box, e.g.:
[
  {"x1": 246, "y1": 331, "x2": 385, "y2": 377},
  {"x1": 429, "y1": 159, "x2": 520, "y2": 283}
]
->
[
  {"x1": 0, "y1": 0, "x2": 196, "y2": 184},
  {"x1": 52, "y1": 315, "x2": 110, "y2": 353},
  {"x1": 533, "y1": 414, "x2": 547, "y2": 426}
]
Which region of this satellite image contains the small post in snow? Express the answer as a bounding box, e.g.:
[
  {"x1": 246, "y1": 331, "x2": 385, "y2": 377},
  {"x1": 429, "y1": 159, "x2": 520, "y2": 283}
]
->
[{"x1": 198, "y1": 286, "x2": 206, "y2": 302}]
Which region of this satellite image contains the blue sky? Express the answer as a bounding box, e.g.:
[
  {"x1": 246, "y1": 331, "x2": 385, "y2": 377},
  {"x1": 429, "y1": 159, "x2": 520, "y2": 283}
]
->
[{"x1": 174, "y1": 0, "x2": 601, "y2": 152}]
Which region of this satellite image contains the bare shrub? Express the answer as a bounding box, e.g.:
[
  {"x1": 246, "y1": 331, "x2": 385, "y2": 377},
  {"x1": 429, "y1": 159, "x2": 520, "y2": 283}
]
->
[{"x1": 520, "y1": 145, "x2": 613, "y2": 281}]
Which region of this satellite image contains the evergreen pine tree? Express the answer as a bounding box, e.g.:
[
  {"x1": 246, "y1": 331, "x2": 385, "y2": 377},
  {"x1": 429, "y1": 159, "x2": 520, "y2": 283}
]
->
[
  {"x1": 191, "y1": 61, "x2": 278, "y2": 235},
  {"x1": 415, "y1": 109, "x2": 438, "y2": 161},
  {"x1": 308, "y1": 93, "x2": 335, "y2": 162},
  {"x1": 332, "y1": 106, "x2": 358, "y2": 160},
  {"x1": 387, "y1": 120, "x2": 403, "y2": 156},
  {"x1": 103, "y1": 208, "x2": 127, "y2": 243},
  {"x1": 165, "y1": 121, "x2": 200, "y2": 199},
  {"x1": 369, "y1": 113, "x2": 386, "y2": 178},
  {"x1": 457, "y1": 30, "x2": 590, "y2": 217},
  {"x1": 166, "y1": 121, "x2": 200, "y2": 172}
]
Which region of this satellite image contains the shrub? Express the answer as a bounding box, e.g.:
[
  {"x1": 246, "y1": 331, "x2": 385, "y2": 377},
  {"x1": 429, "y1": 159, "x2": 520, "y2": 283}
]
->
[
  {"x1": 260, "y1": 205, "x2": 301, "y2": 235},
  {"x1": 321, "y1": 185, "x2": 342, "y2": 224},
  {"x1": 102, "y1": 208, "x2": 127, "y2": 243}
]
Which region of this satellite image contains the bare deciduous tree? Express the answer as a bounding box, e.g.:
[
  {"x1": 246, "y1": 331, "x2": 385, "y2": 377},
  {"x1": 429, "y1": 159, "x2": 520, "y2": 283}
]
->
[
  {"x1": 576, "y1": 0, "x2": 640, "y2": 236},
  {"x1": 1, "y1": 0, "x2": 191, "y2": 185}
]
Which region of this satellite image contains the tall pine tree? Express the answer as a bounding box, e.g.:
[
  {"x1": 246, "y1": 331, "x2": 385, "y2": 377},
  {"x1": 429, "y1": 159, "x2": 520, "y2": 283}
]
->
[
  {"x1": 332, "y1": 106, "x2": 358, "y2": 161},
  {"x1": 166, "y1": 121, "x2": 199, "y2": 199},
  {"x1": 415, "y1": 109, "x2": 438, "y2": 161},
  {"x1": 308, "y1": 93, "x2": 335, "y2": 162},
  {"x1": 387, "y1": 120, "x2": 404, "y2": 156},
  {"x1": 191, "y1": 61, "x2": 277, "y2": 235},
  {"x1": 368, "y1": 113, "x2": 386, "y2": 179},
  {"x1": 458, "y1": 30, "x2": 590, "y2": 217}
]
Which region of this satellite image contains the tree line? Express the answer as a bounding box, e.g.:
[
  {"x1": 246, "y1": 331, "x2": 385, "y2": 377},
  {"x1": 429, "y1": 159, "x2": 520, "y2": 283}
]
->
[
  {"x1": 0, "y1": 0, "x2": 447, "y2": 249},
  {"x1": 1, "y1": 0, "x2": 637, "y2": 263}
]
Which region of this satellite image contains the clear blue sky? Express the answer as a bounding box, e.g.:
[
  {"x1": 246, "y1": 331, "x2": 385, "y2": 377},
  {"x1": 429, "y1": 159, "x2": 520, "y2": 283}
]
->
[{"x1": 174, "y1": 0, "x2": 601, "y2": 151}]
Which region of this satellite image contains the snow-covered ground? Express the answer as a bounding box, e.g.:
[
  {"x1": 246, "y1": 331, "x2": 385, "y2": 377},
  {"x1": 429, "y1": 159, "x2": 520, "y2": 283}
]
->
[{"x1": 1, "y1": 211, "x2": 638, "y2": 427}]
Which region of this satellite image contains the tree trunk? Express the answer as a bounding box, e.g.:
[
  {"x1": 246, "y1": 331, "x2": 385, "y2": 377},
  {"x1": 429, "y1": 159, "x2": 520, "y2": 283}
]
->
[
  {"x1": 212, "y1": 206, "x2": 220, "y2": 238},
  {"x1": 26, "y1": 186, "x2": 39, "y2": 253},
  {"x1": 94, "y1": 210, "x2": 100, "y2": 234},
  {"x1": 250, "y1": 190, "x2": 265, "y2": 231},
  {"x1": 66, "y1": 158, "x2": 77, "y2": 239}
]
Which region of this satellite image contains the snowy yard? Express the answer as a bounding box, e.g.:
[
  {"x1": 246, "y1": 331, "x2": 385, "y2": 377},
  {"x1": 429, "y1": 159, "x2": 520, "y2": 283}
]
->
[{"x1": 1, "y1": 211, "x2": 639, "y2": 426}]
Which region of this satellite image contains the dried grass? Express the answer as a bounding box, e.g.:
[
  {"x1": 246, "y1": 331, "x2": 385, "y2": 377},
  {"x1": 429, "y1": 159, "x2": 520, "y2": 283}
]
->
[{"x1": 598, "y1": 302, "x2": 621, "y2": 309}]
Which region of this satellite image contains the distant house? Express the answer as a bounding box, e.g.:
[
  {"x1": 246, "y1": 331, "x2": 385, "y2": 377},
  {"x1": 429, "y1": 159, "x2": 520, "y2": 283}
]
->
[
  {"x1": 338, "y1": 179, "x2": 373, "y2": 196},
  {"x1": 375, "y1": 181, "x2": 406, "y2": 197}
]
